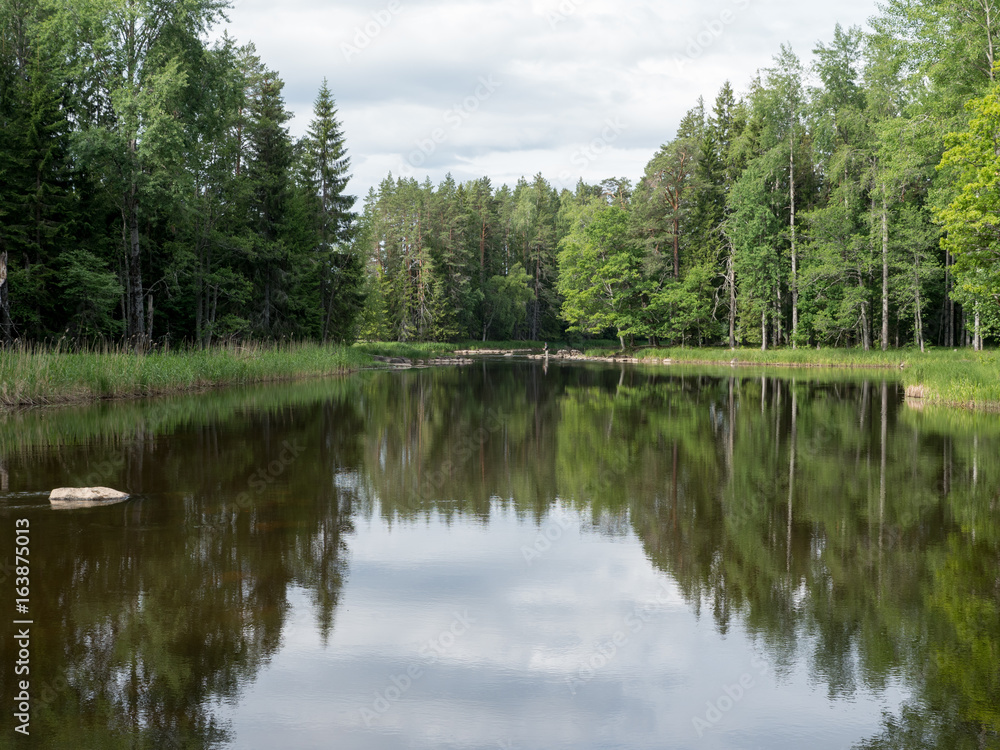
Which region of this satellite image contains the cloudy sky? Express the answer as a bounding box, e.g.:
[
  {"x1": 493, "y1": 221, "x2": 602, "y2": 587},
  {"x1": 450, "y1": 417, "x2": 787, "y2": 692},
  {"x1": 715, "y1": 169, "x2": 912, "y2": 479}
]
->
[{"x1": 221, "y1": 0, "x2": 881, "y2": 200}]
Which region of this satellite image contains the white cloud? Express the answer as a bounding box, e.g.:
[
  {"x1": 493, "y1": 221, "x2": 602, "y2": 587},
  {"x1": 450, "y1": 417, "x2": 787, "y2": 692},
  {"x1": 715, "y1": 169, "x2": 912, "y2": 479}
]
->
[{"x1": 220, "y1": 0, "x2": 881, "y2": 199}]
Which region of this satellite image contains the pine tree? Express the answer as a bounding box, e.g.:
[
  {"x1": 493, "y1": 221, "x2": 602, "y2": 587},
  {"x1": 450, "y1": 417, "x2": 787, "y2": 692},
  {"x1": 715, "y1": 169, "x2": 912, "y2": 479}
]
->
[
  {"x1": 512, "y1": 174, "x2": 561, "y2": 340},
  {"x1": 245, "y1": 71, "x2": 294, "y2": 336},
  {"x1": 302, "y1": 79, "x2": 361, "y2": 342}
]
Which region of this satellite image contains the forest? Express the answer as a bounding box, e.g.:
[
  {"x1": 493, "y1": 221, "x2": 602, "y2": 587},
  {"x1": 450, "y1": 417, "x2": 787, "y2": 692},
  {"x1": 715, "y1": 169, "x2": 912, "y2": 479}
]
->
[
  {"x1": 2, "y1": 0, "x2": 1000, "y2": 350},
  {"x1": 0, "y1": 0, "x2": 361, "y2": 347}
]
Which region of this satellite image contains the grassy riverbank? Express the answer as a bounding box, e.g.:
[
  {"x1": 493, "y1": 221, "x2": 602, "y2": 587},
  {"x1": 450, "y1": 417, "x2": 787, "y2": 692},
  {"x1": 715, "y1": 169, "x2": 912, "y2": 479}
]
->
[
  {"x1": 0, "y1": 340, "x2": 996, "y2": 411},
  {"x1": 576, "y1": 345, "x2": 999, "y2": 410},
  {"x1": 356, "y1": 340, "x2": 999, "y2": 410},
  {"x1": 901, "y1": 350, "x2": 1000, "y2": 409},
  {"x1": 0, "y1": 342, "x2": 372, "y2": 408},
  {"x1": 594, "y1": 345, "x2": 912, "y2": 368}
]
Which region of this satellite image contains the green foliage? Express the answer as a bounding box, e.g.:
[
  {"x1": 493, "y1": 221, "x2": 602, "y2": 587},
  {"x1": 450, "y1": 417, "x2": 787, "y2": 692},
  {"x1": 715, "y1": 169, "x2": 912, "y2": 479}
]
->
[
  {"x1": 300, "y1": 79, "x2": 362, "y2": 343},
  {"x1": 0, "y1": 4, "x2": 366, "y2": 348},
  {"x1": 57, "y1": 249, "x2": 124, "y2": 338},
  {"x1": 648, "y1": 262, "x2": 722, "y2": 344},
  {"x1": 482, "y1": 263, "x2": 533, "y2": 341},
  {"x1": 557, "y1": 200, "x2": 640, "y2": 343},
  {"x1": 0, "y1": 0, "x2": 995, "y2": 355},
  {"x1": 936, "y1": 81, "x2": 1000, "y2": 339},
  {"x1": 727, "y1": 159, "x2": 783, "y2": 345}
]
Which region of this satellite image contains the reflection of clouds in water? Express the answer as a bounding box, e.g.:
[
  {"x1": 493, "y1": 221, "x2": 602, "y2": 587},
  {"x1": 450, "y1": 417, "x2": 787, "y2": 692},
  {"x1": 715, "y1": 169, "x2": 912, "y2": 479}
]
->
[
  {"x1": 15, "y1": 365, "x2": 983, "y2": 748},
  {"x1": 221, "y1": 505, "x2": 903, "y2": 749}
]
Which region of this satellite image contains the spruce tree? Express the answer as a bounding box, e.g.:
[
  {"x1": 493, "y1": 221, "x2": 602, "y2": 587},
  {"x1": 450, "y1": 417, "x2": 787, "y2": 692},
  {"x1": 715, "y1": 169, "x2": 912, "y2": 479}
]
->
[{"x1": 302, "y1": 79, "x2": 362, "y2": 342}]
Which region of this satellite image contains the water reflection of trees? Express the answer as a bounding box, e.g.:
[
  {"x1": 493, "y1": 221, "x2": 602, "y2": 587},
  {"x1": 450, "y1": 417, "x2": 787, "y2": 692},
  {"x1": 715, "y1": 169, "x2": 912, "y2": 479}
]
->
[
  {"x1": 2, "y1": 364, "x2": 996, "y2": 749},
  {"x1": 0, "y1": 382, "x2": 362, "y2": 749},
  {"x1": 355, "y1": 362, "x2": 1000, "y2": 750}
]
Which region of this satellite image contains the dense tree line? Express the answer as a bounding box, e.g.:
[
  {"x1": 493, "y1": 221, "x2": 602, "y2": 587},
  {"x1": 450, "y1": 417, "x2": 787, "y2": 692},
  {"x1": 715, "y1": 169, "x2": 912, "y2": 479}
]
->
[
  {"x1": 0, "y1": 0, "x2": 361, "y2": 347},
  {"x1": 4, "y1": 0, "x2": 1000, "y2": 349},
  {"x1": 359, "y1": 3, "x2": 1000, "y2": 349}
]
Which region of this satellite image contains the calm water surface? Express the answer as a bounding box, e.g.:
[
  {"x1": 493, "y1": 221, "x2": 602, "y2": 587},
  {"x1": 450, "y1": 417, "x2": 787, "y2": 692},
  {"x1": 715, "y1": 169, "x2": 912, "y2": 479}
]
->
[{"x1": 0, "y1": 360, "x2": 997, "y2": 749}]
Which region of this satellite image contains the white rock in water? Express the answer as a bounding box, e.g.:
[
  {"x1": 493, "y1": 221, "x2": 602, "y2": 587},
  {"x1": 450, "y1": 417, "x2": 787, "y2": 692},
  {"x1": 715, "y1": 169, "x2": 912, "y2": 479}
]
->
[{"x1": 49, "y1": 487, "x2": 129, "y2": 508}]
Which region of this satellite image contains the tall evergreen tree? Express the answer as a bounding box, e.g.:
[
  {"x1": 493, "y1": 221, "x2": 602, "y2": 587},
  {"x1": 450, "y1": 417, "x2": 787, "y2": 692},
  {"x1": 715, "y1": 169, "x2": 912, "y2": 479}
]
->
[
  {"x1": 245, "y1": 70, "x2": 294, "y2": 336},
  {"x1": 302, "y1": 79, "x2": 361, "y2": 343}
]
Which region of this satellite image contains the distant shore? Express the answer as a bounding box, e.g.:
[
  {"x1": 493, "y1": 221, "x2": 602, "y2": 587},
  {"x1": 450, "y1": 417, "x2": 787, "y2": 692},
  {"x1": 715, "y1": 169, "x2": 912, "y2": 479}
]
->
[{"x1": 446, "y1": 343, "x2": 1000, "y2": 412}]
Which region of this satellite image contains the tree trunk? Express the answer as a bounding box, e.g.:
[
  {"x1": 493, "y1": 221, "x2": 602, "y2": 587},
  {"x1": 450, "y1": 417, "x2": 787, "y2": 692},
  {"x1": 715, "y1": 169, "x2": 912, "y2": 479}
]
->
[
  {"x1": 128, "y1": 184, "x2": 146, "y2": 351},
  {"x1": 728, "y1": 248, "x2": 736, "y2": 349},
  {"x1": 208, "y1": 285, "x2": 218, "y2": 348},
  {"x1": 195, "y1": 251, "x2": 204, "y2": 349},
  {"x1": 945, "y1": 252, "x2": 954, "y2": 347},
  {"x1": 761, "y1": 308, "x2": 767, "y2": 351},
  {"x1": 321, "y1": 263, "x2": 330, "y2": 344},
  {"x1": 480, "y1": 218, "x2": 486, "y2": 285},
  {"x1": 322, "y1": 289, "x2": 334, "y2": 345},
  {"x1": 790, "y1": 132, "x2": 798, "y2": 348},
  {"x1": 0, "y1": 252, "x2": 10, "y2": 344},
  {"x1": 672, "y1": 216, "x2": 680, "y2": 278},
  {"x1": 987, "y1": 0, "x2": 996, "y2": 81},
  {"x1": 860, "y1": 294, "x2": 871, "y2": 352},
  {"x1": 880, "y1": 193, "x2": 889, "y2": 352},
  {"x1": 913, "y1": 267, "x2": 924, "y2": 353},
  {"x1": 532, "y1": 252, "x2": 540, "y2": 341},
  {"x1": 774, "y1": 287, "x2": 781, "y2": 348}
]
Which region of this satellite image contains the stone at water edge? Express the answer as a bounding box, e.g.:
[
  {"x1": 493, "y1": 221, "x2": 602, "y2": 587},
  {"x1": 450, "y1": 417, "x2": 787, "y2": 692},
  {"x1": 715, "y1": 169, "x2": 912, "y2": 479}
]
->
[{"x1": 49, "y1": 487, "x2": 129, "y2": 507}]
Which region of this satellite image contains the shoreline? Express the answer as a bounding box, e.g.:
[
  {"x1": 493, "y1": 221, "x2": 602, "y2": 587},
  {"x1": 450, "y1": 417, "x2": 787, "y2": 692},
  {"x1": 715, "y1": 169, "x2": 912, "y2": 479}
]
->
[
  {"x1": 0, "y1": 343, "x2": 377, "y2": 410},
  {"x1": 449, "y1": 344, "x2": 1000, "y2": 411},
  {"x1": 0, "y1": 342, "x2": 995, "y2": 412}
]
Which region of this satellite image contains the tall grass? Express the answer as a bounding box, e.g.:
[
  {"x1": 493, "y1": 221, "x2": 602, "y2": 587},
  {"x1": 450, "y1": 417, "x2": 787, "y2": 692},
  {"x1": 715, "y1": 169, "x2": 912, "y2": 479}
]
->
[
  {"x1": 0, "y1": 341, "x2": 371, "y2": 408},
  {"x1": 582, "y1": 344, "x2": 1000, "y2": 410},
  {"x1": 585, "y1": 345, "x2": 913, "y2": 367},
  {"x1": 902, "y1": 349, "x2": 1000, "y2": 410},
  {"x1": 6, "y1": 338, "x2": 996, "y2": 411}
]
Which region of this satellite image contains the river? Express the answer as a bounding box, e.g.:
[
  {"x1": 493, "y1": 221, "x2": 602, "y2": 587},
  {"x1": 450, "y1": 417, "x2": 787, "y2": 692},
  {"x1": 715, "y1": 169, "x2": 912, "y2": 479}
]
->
[{"x1": 0, "y1": 359, "x2": 996, "y2": 749}]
